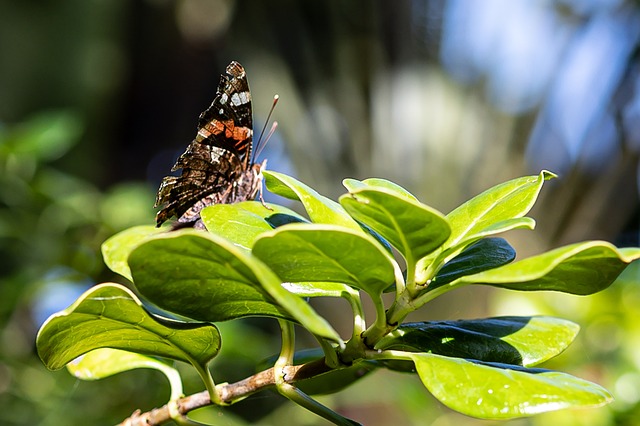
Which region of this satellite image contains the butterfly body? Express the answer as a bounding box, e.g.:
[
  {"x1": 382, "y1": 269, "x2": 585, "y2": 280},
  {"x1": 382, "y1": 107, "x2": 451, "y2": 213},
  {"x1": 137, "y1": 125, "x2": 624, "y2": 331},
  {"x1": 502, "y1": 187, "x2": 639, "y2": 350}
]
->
[{"x1": 155, "y1": 61, "x2": 264, "y2": 229}]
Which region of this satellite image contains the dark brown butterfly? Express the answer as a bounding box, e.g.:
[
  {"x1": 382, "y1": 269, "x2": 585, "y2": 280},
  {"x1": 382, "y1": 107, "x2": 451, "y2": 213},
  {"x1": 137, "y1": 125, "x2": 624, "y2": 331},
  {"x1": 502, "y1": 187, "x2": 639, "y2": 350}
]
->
[{"x1": 154, "y1": 61, "x2": 266, "y2": 229}]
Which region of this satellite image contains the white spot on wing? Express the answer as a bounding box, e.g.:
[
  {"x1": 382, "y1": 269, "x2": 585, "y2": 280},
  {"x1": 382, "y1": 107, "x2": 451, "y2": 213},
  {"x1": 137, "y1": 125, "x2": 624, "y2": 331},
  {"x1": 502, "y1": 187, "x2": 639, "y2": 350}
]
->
[{"x1": 231, "y1": 91, "x2": 251, "y2": 106}]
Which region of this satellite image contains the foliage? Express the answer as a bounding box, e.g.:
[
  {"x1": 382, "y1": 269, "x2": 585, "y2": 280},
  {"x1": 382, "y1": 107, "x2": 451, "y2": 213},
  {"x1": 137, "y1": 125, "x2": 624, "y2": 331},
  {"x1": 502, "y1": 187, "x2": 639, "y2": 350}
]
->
[
  {"x1": 0, "y1": 111, "x2": 159, "y2": 426},
  {"x1": 36, "y1": 169, "x2": 640, "y2": 425}
]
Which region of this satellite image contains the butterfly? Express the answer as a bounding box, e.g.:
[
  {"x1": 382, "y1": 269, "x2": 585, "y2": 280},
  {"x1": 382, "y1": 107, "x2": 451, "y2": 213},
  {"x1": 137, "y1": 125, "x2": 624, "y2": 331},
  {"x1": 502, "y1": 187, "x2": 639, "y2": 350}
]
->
[{"x1": 154, "y1": 61, "x2": 266, "y2": 229}]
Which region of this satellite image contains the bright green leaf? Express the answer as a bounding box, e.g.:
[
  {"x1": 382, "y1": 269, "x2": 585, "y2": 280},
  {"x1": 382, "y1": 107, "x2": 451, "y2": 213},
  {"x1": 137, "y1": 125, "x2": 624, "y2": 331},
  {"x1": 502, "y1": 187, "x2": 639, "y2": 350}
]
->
[
  {"x1": 421, "y1": 217, "x2": 535, "y2": 273},
  {"x1": 376, "y1": 316, "x2": 579, "y2": 367},
  {"x1": 343, "y1": 178, "x2": 417, "y2": 201},
  {"x1": 36, "y1": 283, "x2": 221, "y2": 370},
  {"x1": 449, "y1": 241, "x2": 640, "y2": 295},
  {"x1": 101, "y1": 225, "x2": 162, "y2": 281},
  {"x1": 200, "y1": 201, "x2": 307, "y2": 249},
  {"x1": 128, "y1": 231, "x2": 342, "y2": 343},
  {"x1": 409, "y1": 353, "x2": 612, "y2": 419},
  {"x1": 281, "y1": 281, "x2": 357, "y2": 298},
  {"x1": 67, "y1": 348, "x2": 184, "y2": 400},
  {"x1": 340, "y1": 187, "x2": 450, "y2": 263},
  {"x1": 263, "y1": 170, "x2": 360, "y2": 230},
  {"x1": 253, "y1": 224, "x2": 398, "y2": 296},
  {"x1": 67, "y1": 348, "x2": 176, "y2": 380},
  {"x1": 445, "y1": 171, "x2": 554, "y2": 250}
]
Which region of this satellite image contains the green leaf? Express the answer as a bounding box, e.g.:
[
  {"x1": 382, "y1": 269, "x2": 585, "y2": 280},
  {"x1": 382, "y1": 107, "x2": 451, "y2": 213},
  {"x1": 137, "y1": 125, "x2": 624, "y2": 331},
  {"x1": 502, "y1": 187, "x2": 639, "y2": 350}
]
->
[
  {"x1": 200, "y1": 201, "x2": 307, "y2": 250},
  {"x1": 67, "y1": 348, "x2": 175, "y2": 380},
  {"x1": 445, "y1": 171, "x2": 554, "y2": 250},
  {"x1": 253, "y1": 224, "x2": 398, "y2": 296},
  {"x1": 101, "y1": 225, "x2": 162, "y2": 281},
  {"x1": 263, "y1": 170, "x2": 360, "y2": 230},
  {"x1": 409, "y1": 353, "x2": 612, "y2": 419},
  {"x1": 430, "y1": 238, "x2": 516, "y2": 288},
  {"x1": 424, "y1": 217, "x2": 535, "y2": 266},
  {"x1": 343, "y1": 178, "x2": 418, "y2": 201},
  {"x1": 281, "y1": 281, "x2": 357, "y2": 298},
  {"x1": 128, "y1": 231, "x2": 342, "y2": 343},
  {"x1": 5, "y1": 110, "x2": 83, "y2": 160},
  {"x1": 36, "y1": 283, "x2": 221, "y2": 371},
  {"x1": 449, "y1": 241, "x2": 640, "y2": 295},
  {"x1": 376, "y1": 316, "x2": 579, "y2": 367},
  {"x1": 340, "y1": 187, "x2": 450, "y2": 264},
  {"x1": 67, "y1": 348, "x2": 184, "y2": 400}
]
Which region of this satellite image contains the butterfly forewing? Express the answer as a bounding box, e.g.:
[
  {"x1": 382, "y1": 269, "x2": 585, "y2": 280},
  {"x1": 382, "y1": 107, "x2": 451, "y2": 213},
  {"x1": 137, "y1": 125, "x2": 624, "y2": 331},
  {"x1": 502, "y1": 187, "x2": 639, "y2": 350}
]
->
[{"x1": 154, "y1": 61, "x2": 263, "y2": 229}]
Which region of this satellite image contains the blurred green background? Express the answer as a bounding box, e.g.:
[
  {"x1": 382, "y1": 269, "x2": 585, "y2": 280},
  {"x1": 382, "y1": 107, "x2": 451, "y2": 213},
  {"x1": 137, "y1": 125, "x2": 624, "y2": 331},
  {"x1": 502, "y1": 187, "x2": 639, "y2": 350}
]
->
[{"x1": 1, "y1": 1, "x2": 639, "y2": 425}]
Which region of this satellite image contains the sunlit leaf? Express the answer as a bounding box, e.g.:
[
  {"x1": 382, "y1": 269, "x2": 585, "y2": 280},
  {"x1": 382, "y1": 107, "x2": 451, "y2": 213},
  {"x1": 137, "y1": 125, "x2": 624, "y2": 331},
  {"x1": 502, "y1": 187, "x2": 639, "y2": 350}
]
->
[
  {"x1": 340, "y1": 187, "x2": 450, "y2": 264},
  {"x1": 342, "y1": 178, "x2": 418, "y2": 201},
  {"x1": 409, "y1": 353, "x2": 612, "y2": 419},
  {"x1": 253, "y1": 224, "x2": 398, "y2": 296},
  {"x1": 263, "y1": 170, "x2": 360, "y2": 230},
  {"x1": 67, "y1": 348, "x2": 174, "y2": 380},
  {"x1": 36, "y1": 283, "x2": 221, "y2": 370},
  {"x1": 101, "y1": 225, "x2": 162, "y2": 281},
  {"x1": 67, "y1": 348, "x2": 184, "y2": 401},
  {"x1": 281, "y1": 281, "x2": 357, "y2": 298},
  {"x1": 420, "y1": 217, "x2": 536, "y2": 276},
  {"x1": 445, "y1": 171, "x2": 554, "y2": 250},
  {"x1": 449, "y1": 242, "x2": 640, "y2": 295},
  {"x1": 200, "y1": 201, "x2": 307, "y2": 250}
]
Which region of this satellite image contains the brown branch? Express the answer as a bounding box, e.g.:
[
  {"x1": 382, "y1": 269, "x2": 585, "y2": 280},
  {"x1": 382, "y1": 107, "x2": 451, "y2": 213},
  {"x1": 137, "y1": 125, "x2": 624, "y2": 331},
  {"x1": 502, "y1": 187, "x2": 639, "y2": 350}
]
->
[{"x1": 116, "y1": 358, "x2": 332, "y2": 426}]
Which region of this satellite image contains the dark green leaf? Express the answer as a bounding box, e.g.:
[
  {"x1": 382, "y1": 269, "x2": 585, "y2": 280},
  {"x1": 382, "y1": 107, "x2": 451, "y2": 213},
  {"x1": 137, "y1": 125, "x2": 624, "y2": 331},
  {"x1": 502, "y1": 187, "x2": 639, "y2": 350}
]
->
[
  {"x1": 36, "y1": 283, "x2": 221, "y2": 370},
  {"x1": 128, "y1": 231, "x2": 341, "y2": 343},
  {"x1": 430, "y1": 238, "x2": 516, "y2": 288},
  {"x1": 451, "y1": 242, "x2": 640, "y2": 295},
  {"x1": 419, "y1": 217, "x2": 535, "y2": 277},
  {"x1": 376, "y1": 316, "x2": 578, "y2": 367}
]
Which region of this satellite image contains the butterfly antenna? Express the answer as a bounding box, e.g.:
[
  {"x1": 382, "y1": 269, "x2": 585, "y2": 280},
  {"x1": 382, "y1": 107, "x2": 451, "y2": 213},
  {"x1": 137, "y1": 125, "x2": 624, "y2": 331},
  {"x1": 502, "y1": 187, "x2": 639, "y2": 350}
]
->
[{"x1": 254, "y1": 94, "x2": 279, "y2": 161}]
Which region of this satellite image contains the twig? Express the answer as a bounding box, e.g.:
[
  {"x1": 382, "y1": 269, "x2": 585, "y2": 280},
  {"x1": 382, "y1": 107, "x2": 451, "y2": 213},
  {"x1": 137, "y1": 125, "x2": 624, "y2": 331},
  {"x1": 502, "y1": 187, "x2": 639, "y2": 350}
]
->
[{"x1": 116, "y1": 358, "x2": 332, "y2": 426}]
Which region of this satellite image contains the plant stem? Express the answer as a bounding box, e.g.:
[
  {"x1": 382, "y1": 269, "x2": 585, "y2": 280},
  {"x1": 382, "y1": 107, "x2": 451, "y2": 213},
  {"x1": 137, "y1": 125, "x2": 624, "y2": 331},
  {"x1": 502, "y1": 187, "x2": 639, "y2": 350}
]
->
[
  {"x1": 116, "y1": 359, "x2": 336, "y2": 426},
  {"x1": 277, "y1": 383, "x2": 360, "y2": 426},
  {"x1": 345, "y1": 287, "x2": 366, "y2": 341},
  {"x1": 276, "y1": 319, "x2": 296, "y2": 367}
]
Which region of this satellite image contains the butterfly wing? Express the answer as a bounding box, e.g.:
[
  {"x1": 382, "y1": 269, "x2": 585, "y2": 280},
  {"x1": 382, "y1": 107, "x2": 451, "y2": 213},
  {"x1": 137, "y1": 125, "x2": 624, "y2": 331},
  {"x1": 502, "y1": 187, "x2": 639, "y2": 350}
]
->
[{"x1": 155, "y1": 61, "x2": 254, "y2": 227}]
